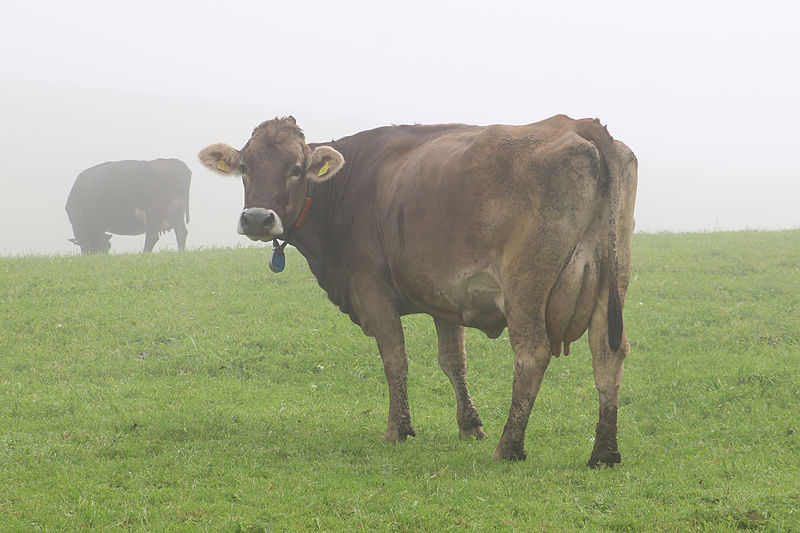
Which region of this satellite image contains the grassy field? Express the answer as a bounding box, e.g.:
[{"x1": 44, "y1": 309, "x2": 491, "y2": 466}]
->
[{"x1": 1, "y1": 231, "x2": 798, "y2": 531}]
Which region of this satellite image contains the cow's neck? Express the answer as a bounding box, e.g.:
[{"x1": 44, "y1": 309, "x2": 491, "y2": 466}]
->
[
  {"x1": 286, "y1": 187, "x2": 331, "y2": 269},
  {"x1": 285, "y1": 153, "x2": 362, "y2": 325}
]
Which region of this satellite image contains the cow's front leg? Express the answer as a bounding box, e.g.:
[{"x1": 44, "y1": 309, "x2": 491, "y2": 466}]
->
[
  {"x1": 371, "y1": 310, "x2": 415, "y2": 442},
  {"x1": 434, "y1": 318, "x2": 487, "y2": 440}
]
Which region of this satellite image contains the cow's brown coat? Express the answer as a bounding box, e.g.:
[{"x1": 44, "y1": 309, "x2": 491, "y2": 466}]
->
[{"x1": 200, "y1": 114, "x2": 637, "y2": 466}]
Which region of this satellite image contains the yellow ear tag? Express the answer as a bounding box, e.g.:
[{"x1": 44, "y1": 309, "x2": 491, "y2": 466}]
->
[
  {"x1": 217, "y1": 159, "x2": 230, "y2": 172},
  {"x1": 318, "y1": 161, "x2": 330, "y2": 177}
]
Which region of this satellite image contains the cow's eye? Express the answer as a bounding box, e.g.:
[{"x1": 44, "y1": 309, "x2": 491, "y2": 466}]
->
[
  {"x1": 290, "y1": 165, "x2": 303, "y2": 177},
  {"x1": 239, "y1": 164, "x2": 247, "y2": 174}
]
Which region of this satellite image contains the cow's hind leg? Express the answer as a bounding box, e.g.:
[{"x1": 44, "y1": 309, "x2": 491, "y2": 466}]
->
[
  {"x1": 492, "y1": 311, "x2": 552, "y2": 461},
  {"x1": 587, "y1": 298, "x2": 629, "y2": 468},
  {"x1": 174, "y1": 222, "x2": 188, "y2": 250},
  {"x1": 143, "y1": 230, "x2": 159, "y2": 252},
  {"x1": 434, "y1": 318, "x2": 487, "y2": 440}
]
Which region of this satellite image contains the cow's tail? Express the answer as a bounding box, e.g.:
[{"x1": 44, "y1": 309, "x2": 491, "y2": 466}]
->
[
  {"x1": 184, "y1": 171, "x2": 192, "y2": 224},
  {"x1": 576, "y1": 119, "x2": 623, "y2": 352}
]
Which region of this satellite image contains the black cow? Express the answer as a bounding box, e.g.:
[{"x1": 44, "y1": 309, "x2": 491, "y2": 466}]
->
[{"x1": 66, "y1": 158, "x2": 191, "y2": 254}]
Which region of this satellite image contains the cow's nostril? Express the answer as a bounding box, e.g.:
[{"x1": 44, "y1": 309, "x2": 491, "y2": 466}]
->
[{"x1": 262, "y1": 211, "x2": 275, "y2": 228}]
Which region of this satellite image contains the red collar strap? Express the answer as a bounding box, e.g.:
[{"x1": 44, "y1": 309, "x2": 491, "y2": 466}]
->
[
  {"x1": 270, "y1": 181, "x2": 313, "y2": 273},
  {"x1": 293, "y1": 178, "x2": 316, "y2": 229},
  {"x1": 295, "y1": 196, "x2": 312, "y2": 228}
]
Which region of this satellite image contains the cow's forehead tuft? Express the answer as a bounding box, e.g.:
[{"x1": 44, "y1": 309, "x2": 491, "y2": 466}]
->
[{"x1": 250, "y1": 117, "x2": 305, "y2": 146}]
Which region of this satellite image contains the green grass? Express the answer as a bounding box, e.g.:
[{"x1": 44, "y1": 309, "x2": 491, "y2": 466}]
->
[{"x1": 1, "y1": 231, "x2": 799, "y2": 531}]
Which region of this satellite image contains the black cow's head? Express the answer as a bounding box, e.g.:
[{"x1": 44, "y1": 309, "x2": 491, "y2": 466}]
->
[
  {"x1": 199, "y1": 116, "x2": 344, "y2": 241},
  {"x1": 69, "y1": 233, "x2": 112, "y2": 254}
]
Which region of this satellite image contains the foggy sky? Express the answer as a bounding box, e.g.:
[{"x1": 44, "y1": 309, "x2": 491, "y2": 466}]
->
[{"x1": 2, "y1": 0, "x2": 798, "y2": 256}]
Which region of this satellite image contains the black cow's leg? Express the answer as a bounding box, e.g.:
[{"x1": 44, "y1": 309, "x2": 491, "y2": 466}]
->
[
  {"x1": 587, "y1": 297, "x2": 629, "y2": 468},
  {"x1": 174, "y1": 223, "x2": 188, "y2": 250},
  {"x1": 143, "y1": 230, "x2": 159, "y2": 252},
  {"x1": 434, "y1": 318, "x2": 487, "y2": 440}
]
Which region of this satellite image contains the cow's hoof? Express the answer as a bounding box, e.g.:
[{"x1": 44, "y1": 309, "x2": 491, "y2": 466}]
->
[
  {"x1": 492, "y1": 444, "x2": 527, "y2": 462},
  {"x1": 460, "y1": 426, "x2": 488, "y2": 440},
  {"x1": 383, "y1": 425, "x2": 416, "y2": 443},
  {"x1": 587, "y1": 448, "x2": 621, "y2": 468}
]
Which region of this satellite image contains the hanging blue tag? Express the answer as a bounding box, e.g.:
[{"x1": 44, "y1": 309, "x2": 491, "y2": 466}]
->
[{"x1": 269, "y1": 246, "x2": 286, "y2": 273}]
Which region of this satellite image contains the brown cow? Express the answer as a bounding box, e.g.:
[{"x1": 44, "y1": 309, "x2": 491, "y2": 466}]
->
[{"x1": 199, "y1": 115, "x2": 637, "y2": 467}]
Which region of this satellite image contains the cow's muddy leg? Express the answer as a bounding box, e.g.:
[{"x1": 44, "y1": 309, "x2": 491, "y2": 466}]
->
[
  {"x1": 587, "y1": 299, "x2": 629, "y2": 468},
  {"x1": 371, "y1": 311, "x2": 416, "y2": 443},
  {"x1": 434, "y1": 318, "x2": 487, "y2": 440},
  {"x1": 492, "y1": 317, "x2": 551, "y2": 461}
]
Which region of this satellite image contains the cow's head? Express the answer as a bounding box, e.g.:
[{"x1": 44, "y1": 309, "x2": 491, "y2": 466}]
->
[
  {"x1": 198, "y1": 116, "x2": 344, "y2": 241},
  {"x1": 69, "y1": 233, "x2": 112, "y2": 254}
]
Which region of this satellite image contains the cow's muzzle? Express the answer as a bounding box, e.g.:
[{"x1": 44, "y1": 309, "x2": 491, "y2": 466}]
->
[{"x1": 238, "y1": 208, "x2": 284, "y2": 240}]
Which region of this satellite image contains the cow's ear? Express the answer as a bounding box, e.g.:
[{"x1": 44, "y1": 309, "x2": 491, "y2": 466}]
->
[
  {"x1": 306, "y1": 146, "x2": 344, "y2": 183},
  {"x1": 198, "y1": 143, "x2": 242, "y2": 176}
]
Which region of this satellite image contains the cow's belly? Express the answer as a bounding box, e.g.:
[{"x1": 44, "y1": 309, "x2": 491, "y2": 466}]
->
[
  {"x1": 402, "y1": 268, "x2": 507, "y2": 338},
  {"x1": 453, "y1": 271, "x2": 507, "y2": 337},
  {"x1": 103, "y1": 209, "x2": 147, "y2": 235}
]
